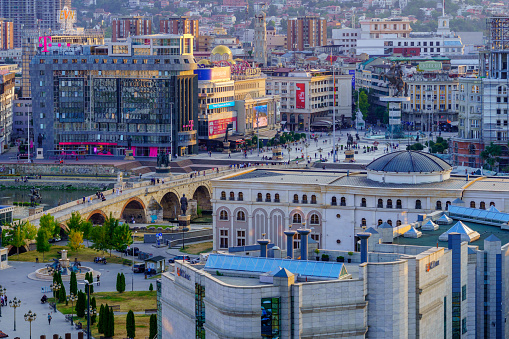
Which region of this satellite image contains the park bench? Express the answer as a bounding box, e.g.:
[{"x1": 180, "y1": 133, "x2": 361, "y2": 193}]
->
[{"x1": 108, "y1": 305, "x2": 121, "y2": 312}]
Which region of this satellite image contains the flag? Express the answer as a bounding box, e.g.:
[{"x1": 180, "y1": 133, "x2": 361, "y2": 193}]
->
[{"x1": 447, "y1": 119, "x2": 451, "y2": 123}]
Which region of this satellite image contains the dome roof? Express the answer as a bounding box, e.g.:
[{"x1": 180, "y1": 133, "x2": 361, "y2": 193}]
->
[
  {"x1": 366, "y1": 151, "x2": 452, "y2": 173},
  {"x1": 211, "y1": 45, "x2": 232, "y2": 57},
  {"x1": 197, "y1": 59, "x2": 211, "y2": 65}
]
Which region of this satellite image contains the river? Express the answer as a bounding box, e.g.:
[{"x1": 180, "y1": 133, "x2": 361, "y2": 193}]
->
[{"x1": 0, "y1": 188, "x2": 97, "y2": 209}]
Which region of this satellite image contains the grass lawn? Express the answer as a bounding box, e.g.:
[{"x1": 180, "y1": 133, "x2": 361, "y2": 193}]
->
[
  {"x1": 57, "y1": 291, "x2": 157, "y2": 314},
  {"x1": 180, "y1": 241, "x2": 213, "y2": 255},
  {"x1": 83, "y1": 314, "x2": 151, "y2": 339},
  {"x1": 8, "y1": 245, "x2": 128, "y2": 264}
]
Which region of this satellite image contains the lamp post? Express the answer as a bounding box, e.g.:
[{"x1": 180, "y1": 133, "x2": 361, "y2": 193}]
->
[
  {"x1": 67, "y1": 293, "x2": 77, "y2": 326},
  {"x1": 304, "y1": 142, "x2": 310, "y2": 162},
  {"x1": 181, "y1": 227, "x2": 189, "y2": 250},
  {"x1": 287, "y1": 146, "x2": 292, "y2": 163},
  {"x1": 0, "y1": 285, "x2": 6, "y2": 317},
  {"x1": 24, "y1": 310, "x2": 36, "y2": 339},
  {"x1": 79, "y1": 280, "x2": 99, "y2": 339},
  {"x1": 9, "y1": 297, "x2": 21, "y2": 331},
  {"x1": 131, "y1": 230, "x2": 137, "y2": 292},
  {"x1": 318, "y1": 147, "x2": 323, "y2": 160},
  {"x1": 50, "y1": 282, "x2": 61, "y2": 303}
]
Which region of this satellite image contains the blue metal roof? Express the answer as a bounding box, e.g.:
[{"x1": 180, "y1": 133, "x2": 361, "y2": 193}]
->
[
  {"x1": 448, "y1": 205, "x2": 509, "y2": 224},
  {"x1": 366, "y1": 151, "x2": 452, "y2": 173},
  {"x1": 205, "y1": 254, "x2": 348, "y2": 279}
]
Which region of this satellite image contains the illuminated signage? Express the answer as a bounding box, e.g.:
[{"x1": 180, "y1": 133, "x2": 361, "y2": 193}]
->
[
  {"x1": 209, "y1": 117, "x2": 237, "y2": 137},
  {"x1": 296, "y1": 83, "x2": 305, "y2": 109},
  {"x1": 426, "y1": 260, "x2": 440, "y2": 272},
  {"x1": 418, "y1": 61, "x2": 442, "y2": 72},
  {"x1": 176, "y1": 267, "x2": 191, "y2": 280},
  {"x1": 39, "y1": 36, "x2": 71, "y2": 52},
  {"x1": 254, "y1": 105, "x2": 268, "y2": 128},
  {"x1": 208, "y1": 101, "x2": 235, "y2": 110},
  {"x1": 59, "y1": 6, "x2": 77, "y2": 31},
  {"x1": 194, "y1": 67, "x2": 231, "y2": 81}
]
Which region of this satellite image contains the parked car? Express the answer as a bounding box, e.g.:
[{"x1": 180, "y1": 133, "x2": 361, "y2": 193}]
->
[
  {"x1": 124, "y1": 247, "x2": 140, "y2": 256},
  {"x1": 133, "y1": 263, "x2": 145, "y2": 273},
  {"x1": 168, "y1": 255, "x2": 190, "y2": 263},
  {"x1": 190, "y1": 257, "x2": 200, "y2": 264},
  {"x1": 49, "y1": 237, "x2": 61, "y2": 243}
]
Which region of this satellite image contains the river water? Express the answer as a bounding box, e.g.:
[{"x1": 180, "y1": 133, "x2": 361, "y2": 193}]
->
[{"x1": 0, "y1": 188, "x2": 97, "y2": 209}]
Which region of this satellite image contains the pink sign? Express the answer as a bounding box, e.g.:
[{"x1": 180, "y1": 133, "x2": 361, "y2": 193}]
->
[
  {"x1": 209, "y1": 117, "x2": 236, "y2": 137},
  {"x1": 39, "y1": 36, "x2": 71, "y2": 52}
]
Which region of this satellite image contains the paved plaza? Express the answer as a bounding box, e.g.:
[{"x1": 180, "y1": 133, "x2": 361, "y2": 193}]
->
[{"x1": 0, "y1": 260, "x2": 154, "y2": 338}]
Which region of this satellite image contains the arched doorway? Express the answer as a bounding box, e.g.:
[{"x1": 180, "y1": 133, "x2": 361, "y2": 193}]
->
[
  {"x1": 88, "y1": 211, "x2": 106, "y2": 225},
  {"x1": 193, "y1": 186, "x2": 212, "y2": 212},
  {"x1": 122, "y1": 199, "x2": 146, "y2": 223},
  {"x1": 160, "y1": 192, "x2": 180, "y2": 220}
]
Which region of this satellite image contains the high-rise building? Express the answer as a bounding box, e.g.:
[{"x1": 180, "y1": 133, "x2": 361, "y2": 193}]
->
[
  {"x1": 0, "y1": 0, "x2": 68, "y2": 47},
  {"x1": 287, "y1": 16, "x2": 327, "y2": 51},
  {"x1": 30, "y1": 34, "x2": 198, "y2": 157},
  {"x1": 0, "y1": 68, "x2": 15, "y2": 152},
  {"x1": 21, "y1": 28, "x2": 104, "y2": 98},
  {"x1": 0, "y1": 19, "x2": 13, "y2": 50},
  {"x1": 111, "y1": 16, "x2": 152, "y2": 42},
  {"x1": 253, "y1": 12, "x2": 267, "y2": 66},
  {"x1": 159, "y1": 16, "x2": 198, "y2": 36}
]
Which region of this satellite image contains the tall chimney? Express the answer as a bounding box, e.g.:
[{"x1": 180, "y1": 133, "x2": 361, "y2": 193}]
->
[
  {"x1": 297, "y1": 229, "x2": 311, "y2": 260},
  {"x1": 357, "y1": 232, "x2": 371, "y2": 264},
  {"x1": 284, "y1": 229, "x2": 297, "y2": 259},
  {"x1": 257, "y1": 238, "x2": 270, "y2": 258}
]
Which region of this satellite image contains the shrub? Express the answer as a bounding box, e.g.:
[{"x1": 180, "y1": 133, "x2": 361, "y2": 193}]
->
[{"x1": 149, "y1": 283, "x2": 153, "y2": 292}]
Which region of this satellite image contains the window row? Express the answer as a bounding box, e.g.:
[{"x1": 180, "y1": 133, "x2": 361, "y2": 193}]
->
[
  {"x1": 468, "y1": 201, "x2": 495, "y2": 209},
  {"x1": 219, "y1": 191, "x2": 317, "y2": 204},
  {"x1": 218, "y1": 210, "x2": 321, "y2": 225}
]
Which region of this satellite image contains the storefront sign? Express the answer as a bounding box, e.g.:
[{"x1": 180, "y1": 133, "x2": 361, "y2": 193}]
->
[
  {"x1": 208, "y1": 101, "x2": 235, "y2": 110},
  {"x1": 209, "y1": 117, "x2": 236, "y2": 137},
  {"x1": 418, "y1": 61, "x2": 442, "y2": 72},
  {"x1": 176, "y1": 267, "x2": 191, "y2": 280},
  {"x1": 296, "y1": 83, "x2": 305, "y2": 109},
  {"x1": 426, "y1": 260, "x2": 440, "y2": 272}
]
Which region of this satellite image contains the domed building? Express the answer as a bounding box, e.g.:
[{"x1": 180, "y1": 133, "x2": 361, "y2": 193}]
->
[
  {"x1": 210, "y1": 45, "x2": 233, "y2": 62},
  {"x1": 366, "y1": 151, "x2": 453, "y2": 184}
]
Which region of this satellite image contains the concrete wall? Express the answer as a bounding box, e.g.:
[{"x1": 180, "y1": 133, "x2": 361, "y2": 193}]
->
[{"x1": 0, "y1": 163, "x2": 119, "y2": 176}]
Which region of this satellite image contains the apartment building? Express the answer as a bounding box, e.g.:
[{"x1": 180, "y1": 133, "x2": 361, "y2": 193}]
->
[
  {"x1": 287, "y1": 16, "x2": 327, "y2": 51},
  {"x1": 111, "y1": 16, "x2": 152, "y2": 42}
]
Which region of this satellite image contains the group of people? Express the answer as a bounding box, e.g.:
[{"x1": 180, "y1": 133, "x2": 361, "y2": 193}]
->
[
  {"x1": 0, "y1": 294, "x2": 7, "y2": 306},
  {"x1": 95, "y1": 191, "x2": 106, "y2": 202}
]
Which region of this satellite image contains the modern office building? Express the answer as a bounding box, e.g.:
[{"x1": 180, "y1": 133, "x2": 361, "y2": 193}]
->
[
  {"x1": 30, "y1": 33, "x2": 199, "y2": 157},
  {"x1": 0, "y1": 69, "x2": 15, "y2": 152},
  {"x1": 159, "y1": 16, "x2": 198, "y2": 37},
  {"x1": 111, "y1": 16, "x2": 152, "y2": 42},
  {"x1": 265, "y1": 68, "x2": 351, "y2": 131},
  {"x1": 287, "y1": 16, "x2": 327, "y2": 51},
  {"x1": 0, "y1": 18, "x2": 13, "y2": 50},
  {"x1": 11, "y1": 97, "x2": 31, "y2": 141}
]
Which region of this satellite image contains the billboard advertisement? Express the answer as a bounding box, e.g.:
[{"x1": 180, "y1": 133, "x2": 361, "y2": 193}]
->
[
  {"x1": 209, "y1": 117, "x2": 237, "y2": 138},
  {"x1": 208, "y1": 101, "x2": 235, "y2": 110},
  {"x1": 349, "y1": 70, "x2": 355, "y2": 89},
  {"x1": 194, "y1": 67, "x2": 231, "y2": 81},
  {"x1": 254, "y1": 105, "x2": 268, "y2": 128},
  {"x1": 296, "y1": 83, "x2": 305, "y2": 109}
]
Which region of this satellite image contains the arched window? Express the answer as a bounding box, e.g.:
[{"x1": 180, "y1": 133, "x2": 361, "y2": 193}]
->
[
  {"x1": 397, "y1": 220, "x2": 402, "y2": 226},
  {"x1": 436, "y1": 201, "x2": 442, "y2": 210},
  {"x1": 293, "y1": 194, "x2": 299, "y2": 203},
  {"x1": 219, "y1": 210, "x2": 228, "y2": 220},
  {"x1": 396, "y1": 199, "x2": 402, "y2": 209},
  {"x1": 220, "y1": 191, "x2": 226, "y2": 200},
  {"x1": 498, "y1": 85, "x2": 507, "y2": 95},
  {"x1": 361, "y1": 218, "x2": 367, "y2": 226},
  {"x1": 446, "y1": 201, "x2": 451, "y2": 210},
  {"x1": 266, "y1": 193, "x2": 271, "y2": 202},
  {"x1": 387, "y1": 220, "x2": 392, "y2": 226},
  {"x1": 274, "y1": 193, "x2": 280, "y2": 202},
  {"x1": 490, "y1": 202, "x2": 495, "y2": 206},
  {"x1": 257, "y1": 193, "x2": 262, "y2": 202},
  {"x1": 311, "y1": 195, "x2": 317, "y2": 204},
  {"x1": 378, "y1": 219, "x2": 383, "y2": 226},
  {"x1": 387, "y1": 199, "x2": 393, "y2": 208},
  {"x1": 292, "y1": 214, "x2": 302, "y2": 224},
  {"x1": 237, "y1": 211, "x2": 245, "y2": 221},
  {"x1": 302, "y1": 195, "x2": 308, "y2": 203},
  {"x1": 331, "y1": 196, "x2": 337, "y2": 206},
  {"x1": 310, "y1": 214, "x2": 319, "y2": 224},
  {"x1": 229, "y1": 192, "x2": 235, "y2": 200},
  {"x1": 470, "y1": 201, "x2": 476, "y2": 208},
  {"x1": 377, "y1": 199, "x2": 383, "y2": 208},
  {"x1": 361, "y1": 198, "x2": 367, "y2": 207},
  {"x1": 480, "y1": 201, "x2": 486, "y2": 210},
  {"x1": 415, "y1": 200, "x2": 422, "y2": 209},
  {"x1": 238, "y1": 192, "x2": 243, "y2": 201},
  {"x1": 340, "y1": 197, "x2": 346, "y2": 206}
]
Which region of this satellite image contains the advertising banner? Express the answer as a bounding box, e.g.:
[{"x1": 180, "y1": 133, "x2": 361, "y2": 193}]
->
[
  {"x1": 349, "y1": 69, "x2": 355, "y2": 88},
  {"x1": 296, "y1": 83, "x2": 305, "y2": 109},
  {"x1": 208, "y1": 101, "x2": 235, "y2": 110},
  {"x1": 253, "y1": 105, "x2": 268, "y2": 128},
  {"x1": 194, "y1": 67, "x2": 231, "y2": 81},
  {"x1": 209, "y1": 117, "x2": 237, "y2": 138}
]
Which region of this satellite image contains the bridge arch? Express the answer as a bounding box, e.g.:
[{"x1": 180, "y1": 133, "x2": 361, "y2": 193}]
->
[
  {"x1": 193, "y1": 185, "x2": 212, "y2": 212},
  {"x1": 121, "y1": 197, "x2": 147, "y2": 223},
  {"x1": 87, "y1": 210, "x2": 107, "y2": 225},
  {"x1": 160, "y1": 191, "x2": 180, "y2": 220}
]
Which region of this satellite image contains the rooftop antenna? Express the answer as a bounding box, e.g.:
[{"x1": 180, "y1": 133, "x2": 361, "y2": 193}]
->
[{"x1": 442, "y1": 0, "x2": 445, "y2": 17}]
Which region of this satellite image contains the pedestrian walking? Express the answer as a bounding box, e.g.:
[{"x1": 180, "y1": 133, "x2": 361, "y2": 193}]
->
[
  {"x1": 48, "y1": 313, "x2": 52, "y2": 325},
  {"x1": 82, "y1": 196, "x2": 85, "y2": 204},
  {"x1": 97, "y1": 275, "x2": 100, "y2": 286}
]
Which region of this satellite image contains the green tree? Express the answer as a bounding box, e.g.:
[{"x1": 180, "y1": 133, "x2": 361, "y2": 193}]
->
[
  {"x1": 39, "y1": 214, "x2": 59, "y2": 239},
  {"x1": 4, "y1": 221, "x2": 36, "y2": 257},
  {"x1": 91, "y1": 297, "x2": 97, "y2": 325},
  {"x1": 76, "y1": 290, "x2": 86, "y2": 318},
  {"x1": 126, "y1": 310, "x2": 135, "y2": 339},
  {"x1": 66, "y1": 211, "x2": 82, "y2": 232},
  {"x1": 118, "y1": 273, "x2": 126, "y2": 293},
  {"x1": 481, "y1": 142, "x2": 502, "y2": 171},
  {"x1": 91, "y1": 222, "x2": 109, "y2": 255},
  {"x1": 149, "y1": 283, "x2": 154, "y2": 292},
  {"x1": 35, "y1": 227, "x2": 51, "y2": 262},
  {"x1": 68, "y1": 229, "x2": 85, "y2": 252},
  {"x1": 149, "y1": 314, "x2": 157, "y2": 339},
  {"x1": 80, "y1": 220, "x2": 93, "y2": 247},
  {"x1": 59, "y1": 283, "x2": 67, "y2": 305},
  {"x1": 87, "y1": 271, "x2": 94, "y2": 294},
  {"x1": 108, "y1": 306, "x2": 115, "y2": 337},
  {"x1": 112, "y1": 223, "x2": 133, "y2": 253},
  {"x1": 358, "y1": 90, "x2": 369, "y2": 120},
  {"x1": 103, "y1": 304, "x2": 110, "y2": 335},
  {"x1": 70, "y1": 271, "x2": 78, "y2": 295},
  {"x1": 98, "y1": 304, "x2": 105, "y2": 334}
]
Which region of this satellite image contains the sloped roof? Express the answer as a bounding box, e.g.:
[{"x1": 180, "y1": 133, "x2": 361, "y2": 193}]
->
[{"x1": 438, "y1": 221, "x2": 480, "y2": 242}]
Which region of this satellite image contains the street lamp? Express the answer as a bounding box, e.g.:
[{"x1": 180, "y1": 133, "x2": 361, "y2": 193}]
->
[
  {"x1": 318, "y1": 147, "x2": 323, "y2": 160},
  {"x1": 79, "y1": 280, "x2": 99, "y2": 339},
  {"x1": 304, "y1": 142, "x2": 310, "y2": 162},
  {"x1": 50, "y1": 282, "x2": 61, "y2": 303},
  {"x1": 67, "y1": 293, "x2": 77, "y2": 326},
  {"x1": 181, "y1": 226, "x2": 189, "y2": 250},
  {"x1": 9, "y1": 297, "x2": 21, "y2": 331},
  {"x1": 287, "y1": 147, "x2": 292, "y2": 163},
  {"x1": 131, "y1": 230, "x2": 137, "y2": 292},
  {"x1": 0, "y1": 285, "x2": 6, "y2": 317},
  {"x1": 24, "y1": 310, "x2": 36, "y2": 339}
]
